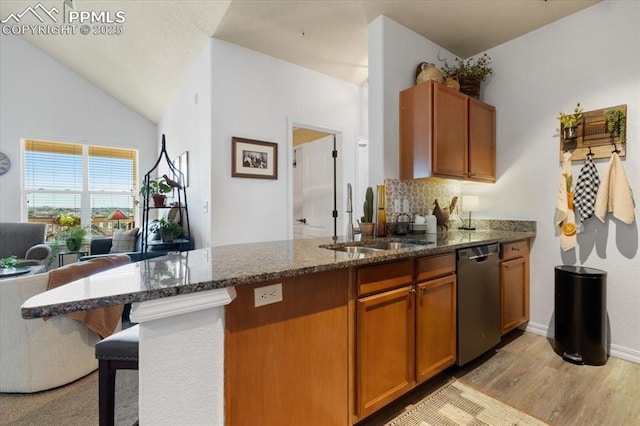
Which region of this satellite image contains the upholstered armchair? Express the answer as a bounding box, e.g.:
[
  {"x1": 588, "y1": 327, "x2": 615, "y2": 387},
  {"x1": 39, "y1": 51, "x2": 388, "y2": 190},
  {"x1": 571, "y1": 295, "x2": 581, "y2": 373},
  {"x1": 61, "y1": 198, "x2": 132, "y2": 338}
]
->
[
  {"x1": 0, "y1": 256, "x2": 128, "y2": 393},
  {"x1": 0, "y1": 222, "x2": 52, "y2": 267}
]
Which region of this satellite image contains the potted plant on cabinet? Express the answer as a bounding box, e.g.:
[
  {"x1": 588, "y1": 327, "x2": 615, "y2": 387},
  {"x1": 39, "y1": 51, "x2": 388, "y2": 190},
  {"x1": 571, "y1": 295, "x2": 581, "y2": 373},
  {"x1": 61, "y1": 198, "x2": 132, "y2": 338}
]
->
[
  {"x1": 441, "y1": 53, "x2": 493, "y2": 99},
  {"x1": 150, "y1": 218, "x2": 184, "y2": 243},
  {"x1": 140, "y1": 177, "x2": 172, "y2": 207},
  {"x1": 360, "y1": 187, "x2": 375, "y2": 237},
  {"x1": 557, "y1": 102, "x2": 583, "y2": 140}
]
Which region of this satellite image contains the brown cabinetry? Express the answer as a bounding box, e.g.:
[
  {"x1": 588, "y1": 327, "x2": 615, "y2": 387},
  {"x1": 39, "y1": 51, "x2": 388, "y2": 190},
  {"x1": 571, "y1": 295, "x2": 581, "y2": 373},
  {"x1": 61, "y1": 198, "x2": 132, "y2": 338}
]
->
[
  {"x1": 225, "y1": 270, "x2": 349, "y2": 426},
  {"x1": 416, "y1": 273, "x2": 456, "y2": 383},
  {"x1": 355, "y1": 253, "x2": 456, "y2": 420},
  {"x1": 500, "y1": 240, "x2": 530, "y2": 334},
  {"x1": 356, "y1": 285, "x2": 415, "y2": 418},
  {"x1": 399, "y1": 81, "x2": 495, "y2": 182}
]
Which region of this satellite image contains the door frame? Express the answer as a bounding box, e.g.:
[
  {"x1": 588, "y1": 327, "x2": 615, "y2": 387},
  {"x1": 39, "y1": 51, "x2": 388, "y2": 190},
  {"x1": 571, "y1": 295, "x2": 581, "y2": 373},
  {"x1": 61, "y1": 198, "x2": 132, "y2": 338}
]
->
[{"x1": 287, "y1": 117, "x2": 343, "y2": 240}]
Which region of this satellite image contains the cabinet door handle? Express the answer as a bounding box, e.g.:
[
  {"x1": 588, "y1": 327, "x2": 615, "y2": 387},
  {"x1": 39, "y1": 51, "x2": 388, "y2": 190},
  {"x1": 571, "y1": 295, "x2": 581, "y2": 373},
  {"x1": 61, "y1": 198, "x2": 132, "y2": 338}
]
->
[
  {"x1": 409, "y1": 288, "x2": 416, "y2": 295},
  {"x1": 511, "y1": 247, "x2": 520, "y2": 251}
]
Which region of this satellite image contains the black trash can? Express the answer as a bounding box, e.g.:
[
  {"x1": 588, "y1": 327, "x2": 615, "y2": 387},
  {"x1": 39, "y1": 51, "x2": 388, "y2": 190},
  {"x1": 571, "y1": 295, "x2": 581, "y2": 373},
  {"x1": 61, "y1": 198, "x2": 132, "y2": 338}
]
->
[{"x1": 554, "y1": 265, "x2": 607, "y2": 365}]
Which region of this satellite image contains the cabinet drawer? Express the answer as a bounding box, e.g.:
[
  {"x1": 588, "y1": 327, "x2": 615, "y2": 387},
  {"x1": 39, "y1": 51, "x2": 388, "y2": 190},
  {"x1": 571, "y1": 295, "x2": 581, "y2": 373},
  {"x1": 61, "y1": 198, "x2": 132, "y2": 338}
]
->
[
  {"x1": 501, "y1": 240, "x2": 529, "y2": 261},
  {"x1": 416, "y1": 252, "x2": 455, "y2": 282},
  {"x1": 357, "y1": 259, "x2": 413, "y2": 296}
]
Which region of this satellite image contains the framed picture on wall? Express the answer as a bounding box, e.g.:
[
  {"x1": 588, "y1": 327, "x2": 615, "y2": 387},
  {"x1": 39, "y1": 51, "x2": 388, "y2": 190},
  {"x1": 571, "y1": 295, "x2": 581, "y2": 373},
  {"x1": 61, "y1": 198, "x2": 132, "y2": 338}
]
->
[{"x1": 231, "y1": 137, "x2": 278, "y2": 179}]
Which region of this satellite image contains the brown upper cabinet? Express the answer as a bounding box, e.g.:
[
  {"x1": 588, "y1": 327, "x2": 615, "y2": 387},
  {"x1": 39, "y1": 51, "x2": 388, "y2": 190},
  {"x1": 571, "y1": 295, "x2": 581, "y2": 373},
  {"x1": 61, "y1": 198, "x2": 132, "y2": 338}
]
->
[{"x1": 399, "y1": 81, "x2": 496, "y2": 182}]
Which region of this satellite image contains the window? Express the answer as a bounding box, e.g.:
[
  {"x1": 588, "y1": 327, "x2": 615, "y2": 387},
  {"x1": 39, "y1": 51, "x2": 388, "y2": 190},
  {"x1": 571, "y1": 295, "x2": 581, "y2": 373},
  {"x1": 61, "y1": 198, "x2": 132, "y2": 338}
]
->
[{"x1": 23, "y1": 139, "x2": 138, "y2": 241}]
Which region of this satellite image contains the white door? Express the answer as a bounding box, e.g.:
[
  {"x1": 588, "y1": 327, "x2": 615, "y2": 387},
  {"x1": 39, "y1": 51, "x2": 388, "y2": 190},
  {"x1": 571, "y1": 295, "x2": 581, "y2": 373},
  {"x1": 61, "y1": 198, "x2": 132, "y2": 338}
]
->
[{"x1": 294, "y1": 135, "x2": 335, "y2": 238}]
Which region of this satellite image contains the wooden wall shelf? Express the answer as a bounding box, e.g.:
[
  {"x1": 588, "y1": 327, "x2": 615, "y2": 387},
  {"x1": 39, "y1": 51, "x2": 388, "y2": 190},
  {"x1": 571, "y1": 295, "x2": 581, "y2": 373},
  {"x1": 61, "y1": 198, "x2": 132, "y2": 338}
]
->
[{"x1": 559, "y1": 104, "x2": 627, "y2": 161}]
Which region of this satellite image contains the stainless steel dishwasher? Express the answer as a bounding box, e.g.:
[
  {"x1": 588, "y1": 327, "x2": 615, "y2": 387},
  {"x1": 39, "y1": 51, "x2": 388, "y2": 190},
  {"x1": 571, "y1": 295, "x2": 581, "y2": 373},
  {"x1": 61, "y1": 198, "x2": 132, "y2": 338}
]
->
[{"x1": 456, "y1": 243, "x2": 501, "y2": 365}]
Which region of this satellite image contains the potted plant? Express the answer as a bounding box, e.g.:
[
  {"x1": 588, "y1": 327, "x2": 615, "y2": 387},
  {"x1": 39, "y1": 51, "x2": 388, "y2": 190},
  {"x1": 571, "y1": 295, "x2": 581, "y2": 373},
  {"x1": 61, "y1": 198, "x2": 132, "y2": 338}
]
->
[
  {"x1": 150, "y1": 218, "x2": 184, "y2": 242},
  {"x1": 140, "y1": 177, "x2": 172, "y2": 207},
  {"x1": 604, "y1": 109, "x2": 626, "y2": 144},
  {"x1": 60, "y1": 226, "x2": 88, "y2": 251},
  {"x1": 557, "y1": 102, "x2": 583, "y2": 140},
  {"x1": 360, "y1": 187, "x2": 375, "y2": 237},
  {"x1": 55, "y1": 212, "x2": 81, "y2": 227},
  {"x1": 0, "y1": 255, "x2": 19, "y2": 269},
  {"x1": 441, "y1": 53, "x2": 493, "y2": 98}
]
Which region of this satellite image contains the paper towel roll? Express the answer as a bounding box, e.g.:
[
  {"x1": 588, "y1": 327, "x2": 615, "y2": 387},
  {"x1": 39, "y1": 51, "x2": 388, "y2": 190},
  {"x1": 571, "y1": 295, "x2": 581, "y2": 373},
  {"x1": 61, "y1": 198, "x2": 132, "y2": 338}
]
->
[{"x1": 425, "y1": 214, "x2": 437, "y2": 234}]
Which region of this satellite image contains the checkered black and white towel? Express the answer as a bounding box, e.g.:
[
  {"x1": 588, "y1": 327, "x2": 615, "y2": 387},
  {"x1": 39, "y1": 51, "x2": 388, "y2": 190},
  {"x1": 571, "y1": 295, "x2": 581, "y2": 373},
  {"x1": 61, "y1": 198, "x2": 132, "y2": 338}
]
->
[{"x1": 574, "y1": 154, "x2": 600, "y2": 222}]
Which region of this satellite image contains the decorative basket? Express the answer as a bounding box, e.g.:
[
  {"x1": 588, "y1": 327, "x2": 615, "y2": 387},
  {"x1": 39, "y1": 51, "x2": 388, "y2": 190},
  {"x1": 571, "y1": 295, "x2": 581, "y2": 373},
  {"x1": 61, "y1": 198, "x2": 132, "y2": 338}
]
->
[{"x1": 458, "y1": 76, "x2": 482, "y2": 99}]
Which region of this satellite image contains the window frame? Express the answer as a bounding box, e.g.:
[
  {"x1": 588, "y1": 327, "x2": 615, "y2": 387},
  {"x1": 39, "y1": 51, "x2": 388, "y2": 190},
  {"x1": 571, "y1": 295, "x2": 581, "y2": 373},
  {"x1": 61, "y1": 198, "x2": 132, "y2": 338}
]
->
[{"x1": 22, "y1": 139, "x2": 138, "y2": 240}]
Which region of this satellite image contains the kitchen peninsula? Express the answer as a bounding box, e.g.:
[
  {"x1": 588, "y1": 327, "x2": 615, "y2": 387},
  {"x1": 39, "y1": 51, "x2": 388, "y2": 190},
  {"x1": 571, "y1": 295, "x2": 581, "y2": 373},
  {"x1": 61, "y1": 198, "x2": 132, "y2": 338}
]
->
[{"x1": 22, "y1": 224, "x2": 535, "y2": 425}]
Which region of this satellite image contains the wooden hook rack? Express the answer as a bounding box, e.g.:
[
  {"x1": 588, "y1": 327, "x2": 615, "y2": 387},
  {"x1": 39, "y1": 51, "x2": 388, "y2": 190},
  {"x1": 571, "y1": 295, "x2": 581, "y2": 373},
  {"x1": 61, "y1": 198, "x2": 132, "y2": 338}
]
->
[{"x1": 559, "y1": 104, "x2": 627, "y2": 161}]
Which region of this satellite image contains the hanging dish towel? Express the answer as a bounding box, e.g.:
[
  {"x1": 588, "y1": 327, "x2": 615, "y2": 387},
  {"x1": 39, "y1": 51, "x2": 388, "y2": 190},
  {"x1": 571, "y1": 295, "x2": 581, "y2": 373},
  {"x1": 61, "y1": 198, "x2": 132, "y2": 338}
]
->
[
  {"x1": 595, "y1": 152, "x2": 635, "y2": 224},
  {"x1": 555, "y1": 151, "x2": 577, "y2": 251},
  {"x1": 573, "y1": 154, "x2": 600, "y2": 222}
]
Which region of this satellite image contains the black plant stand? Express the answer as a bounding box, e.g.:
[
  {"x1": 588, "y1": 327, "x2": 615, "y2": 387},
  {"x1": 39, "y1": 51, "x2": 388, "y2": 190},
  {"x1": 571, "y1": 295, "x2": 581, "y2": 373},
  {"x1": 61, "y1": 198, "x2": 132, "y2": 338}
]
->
[{"x1": 140, "y1": 135, "x2": 191, "y2": 256}]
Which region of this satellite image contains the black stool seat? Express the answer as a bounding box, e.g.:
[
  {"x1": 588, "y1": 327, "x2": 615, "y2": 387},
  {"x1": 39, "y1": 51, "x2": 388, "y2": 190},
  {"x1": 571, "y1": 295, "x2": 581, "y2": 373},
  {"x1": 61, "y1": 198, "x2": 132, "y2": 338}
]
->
[
  {"x1": 96, "y1": 324, "x2": 139, "y2": 361},
  {"x1": 95, "y1": 324, "x2": 139, "y2": 426}
]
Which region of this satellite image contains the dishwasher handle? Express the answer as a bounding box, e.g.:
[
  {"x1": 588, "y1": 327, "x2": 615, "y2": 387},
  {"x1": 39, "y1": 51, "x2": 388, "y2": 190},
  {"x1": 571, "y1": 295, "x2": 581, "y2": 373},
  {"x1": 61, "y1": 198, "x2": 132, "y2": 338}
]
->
[{"x1": 458, "y1": 243, "x2": 500, "y2": 261}]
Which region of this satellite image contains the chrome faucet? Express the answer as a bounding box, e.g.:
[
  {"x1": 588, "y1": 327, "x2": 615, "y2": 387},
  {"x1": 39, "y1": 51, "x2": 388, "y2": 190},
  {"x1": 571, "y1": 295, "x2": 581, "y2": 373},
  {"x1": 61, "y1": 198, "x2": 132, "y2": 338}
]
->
[{"x1": 347, "y1": 183, "x2": 355, "y2": 241}]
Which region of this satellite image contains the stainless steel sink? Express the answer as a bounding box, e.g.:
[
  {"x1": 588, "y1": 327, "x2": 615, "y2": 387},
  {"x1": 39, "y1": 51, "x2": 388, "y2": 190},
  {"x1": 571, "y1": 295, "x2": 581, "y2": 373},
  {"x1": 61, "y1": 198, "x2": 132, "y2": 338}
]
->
[
  {"x1": 326, "y1": 241, "x2": 428, "y2": 254},
  {"x1": 365, "y1": 242, "x2": 424, "y2": 250},
  {"x1": 330, "y1": 246, "x2": 383, "y2": 254}
]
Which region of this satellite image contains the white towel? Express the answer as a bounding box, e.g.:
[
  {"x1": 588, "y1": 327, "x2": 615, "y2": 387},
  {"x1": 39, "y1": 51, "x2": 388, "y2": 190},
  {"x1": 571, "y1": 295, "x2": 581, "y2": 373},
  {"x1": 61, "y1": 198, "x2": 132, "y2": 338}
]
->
[
  {"x1": 595, "y1": 152, "x2": 635, "y2": 224},
  {"x1": 555, "y1": 152, "x2": 577, "y2": 251}
]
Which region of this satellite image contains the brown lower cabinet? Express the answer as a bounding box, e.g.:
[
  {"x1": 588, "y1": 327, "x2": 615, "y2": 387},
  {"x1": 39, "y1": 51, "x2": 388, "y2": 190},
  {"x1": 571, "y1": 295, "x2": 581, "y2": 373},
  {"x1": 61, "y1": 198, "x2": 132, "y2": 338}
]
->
[
  {"x1": 225, "y1": 269, "x2": 350, "y2": 426},
  {"x1": 355, "y1": 253, "x2": 456, "y2": 421},
  {"x1": 224, "y1": 252, "x2": 459, "y2": 425},
  {"x1": 500, "y1": 239, "x2": 530, "y2": 334}
]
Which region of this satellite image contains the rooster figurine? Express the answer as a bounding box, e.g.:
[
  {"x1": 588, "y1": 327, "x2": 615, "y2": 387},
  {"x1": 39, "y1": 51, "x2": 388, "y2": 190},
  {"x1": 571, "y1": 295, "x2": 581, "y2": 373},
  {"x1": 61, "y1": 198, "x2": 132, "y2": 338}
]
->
[{"x1": 433, "y1": 196, "x2": 458, "y2": 230}]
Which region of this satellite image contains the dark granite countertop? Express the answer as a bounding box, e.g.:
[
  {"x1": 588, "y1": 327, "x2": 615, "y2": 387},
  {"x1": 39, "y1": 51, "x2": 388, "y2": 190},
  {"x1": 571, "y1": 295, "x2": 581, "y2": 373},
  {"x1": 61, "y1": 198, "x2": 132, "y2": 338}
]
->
[{"x1": 21, "y1": 226, "x2": 535, "y2": 319}]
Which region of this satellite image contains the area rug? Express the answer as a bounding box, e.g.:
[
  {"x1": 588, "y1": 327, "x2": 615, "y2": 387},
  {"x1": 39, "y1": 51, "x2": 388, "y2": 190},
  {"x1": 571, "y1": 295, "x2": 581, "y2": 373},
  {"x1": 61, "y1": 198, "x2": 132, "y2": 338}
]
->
[{"x1": 385, "y1": 380, "x2": 548, "y2": 426}]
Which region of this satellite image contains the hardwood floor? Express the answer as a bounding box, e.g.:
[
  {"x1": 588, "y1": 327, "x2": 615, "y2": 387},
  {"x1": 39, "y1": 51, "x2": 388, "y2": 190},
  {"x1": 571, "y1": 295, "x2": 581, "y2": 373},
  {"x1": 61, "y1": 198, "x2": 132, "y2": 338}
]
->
[{"x1": 359, "y1": 331, "x2": 640, "y2": 425}]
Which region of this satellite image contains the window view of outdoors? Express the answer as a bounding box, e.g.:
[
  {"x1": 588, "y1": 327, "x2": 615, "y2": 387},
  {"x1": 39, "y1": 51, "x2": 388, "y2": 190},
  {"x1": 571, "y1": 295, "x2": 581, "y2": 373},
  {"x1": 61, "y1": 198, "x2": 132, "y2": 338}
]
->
[{"x1": 23, "y1": 140, "x2": 138, "y2": 242}]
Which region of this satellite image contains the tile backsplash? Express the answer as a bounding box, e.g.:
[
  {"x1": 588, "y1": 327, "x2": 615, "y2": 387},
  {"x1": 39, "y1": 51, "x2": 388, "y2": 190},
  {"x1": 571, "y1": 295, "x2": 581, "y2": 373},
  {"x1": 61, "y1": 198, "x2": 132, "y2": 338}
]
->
[{"x1": 384, "y1": 178, "x2": 462, "y2": 220}]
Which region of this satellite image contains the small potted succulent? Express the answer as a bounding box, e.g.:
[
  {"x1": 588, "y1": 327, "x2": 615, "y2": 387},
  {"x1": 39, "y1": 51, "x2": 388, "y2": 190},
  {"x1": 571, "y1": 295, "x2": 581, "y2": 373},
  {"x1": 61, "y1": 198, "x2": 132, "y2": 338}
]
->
[
  {"x1": 150, "y1": 218, "x2": 184, "y2": 242},
  {"x1": 360, "y1": 187, "x2": 375, "y2": 237},
  {"x1": 557, "y1": 102, "x2": 583, "y2": 140},
  {"x1": 140, "y1": 177, "x2": 172, "y2": 207}
]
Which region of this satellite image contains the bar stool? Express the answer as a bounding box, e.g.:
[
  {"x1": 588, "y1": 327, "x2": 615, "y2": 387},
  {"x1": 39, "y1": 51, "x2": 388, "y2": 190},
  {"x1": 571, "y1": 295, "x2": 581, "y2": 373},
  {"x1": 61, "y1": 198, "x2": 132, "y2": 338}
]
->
[{"x1": 95, "y1": 324, "x2": 139, "y2": 426}]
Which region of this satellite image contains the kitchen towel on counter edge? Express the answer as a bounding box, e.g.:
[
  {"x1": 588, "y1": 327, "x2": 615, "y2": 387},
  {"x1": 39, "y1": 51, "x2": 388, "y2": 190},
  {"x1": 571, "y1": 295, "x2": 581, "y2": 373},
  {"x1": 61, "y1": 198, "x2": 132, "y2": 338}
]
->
[
  {"x1": 555, "y1": 151, "x2": 577, "y2": 251},
  {"x1": 574, "y1": 153, "x2": 600, "y2": 222},
  {"x1": 595, "y1": 151, "x2": 635, "y2": 224}
]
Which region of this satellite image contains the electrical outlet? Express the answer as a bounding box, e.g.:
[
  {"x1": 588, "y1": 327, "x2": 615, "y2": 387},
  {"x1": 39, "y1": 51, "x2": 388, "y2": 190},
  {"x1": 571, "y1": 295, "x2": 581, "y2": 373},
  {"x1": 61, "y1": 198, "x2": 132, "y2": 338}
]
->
[
  {"x1": 403, "y1": 198, "x2": 409, "y2": 213},
  {"x1": 394, "y1": 199, "x2": 401, "y2": 211},
  {"x1": 254, "y1": 283, "x2": 283, "y2": 307}
]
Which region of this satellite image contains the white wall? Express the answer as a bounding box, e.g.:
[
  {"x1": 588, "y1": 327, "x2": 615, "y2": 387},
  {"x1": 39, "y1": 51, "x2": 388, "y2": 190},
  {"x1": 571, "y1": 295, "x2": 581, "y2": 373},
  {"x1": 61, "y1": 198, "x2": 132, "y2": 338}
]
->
[
  {"x1": 0, "y1": 35, "x2": 157, "y2": 222},
  {"x1": 206, "y1": 39, "x2": 364, "y2": 246},
  {"x1": 160, "y1": 39, "x2": 366, "y2": 246},
  {"x1": 479, "y1": 0, "x2": 640, "y2": 361},
  {"x1": 368, "y1": 16, "x2": 457, "y2": 185},
  {"x1": 370, "y1": 1, "x2": 640, "y2": 360},
  {"x1": 158, "y1": 40, "x2": 213, "y2": 248}
]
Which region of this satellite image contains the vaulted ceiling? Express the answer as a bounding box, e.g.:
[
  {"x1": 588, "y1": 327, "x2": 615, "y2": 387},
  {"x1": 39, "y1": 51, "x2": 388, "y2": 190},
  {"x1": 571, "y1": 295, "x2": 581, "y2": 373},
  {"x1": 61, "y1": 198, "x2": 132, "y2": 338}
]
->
[{"x1": 0, "y1": 0, "x2": 599, "y2": 123}]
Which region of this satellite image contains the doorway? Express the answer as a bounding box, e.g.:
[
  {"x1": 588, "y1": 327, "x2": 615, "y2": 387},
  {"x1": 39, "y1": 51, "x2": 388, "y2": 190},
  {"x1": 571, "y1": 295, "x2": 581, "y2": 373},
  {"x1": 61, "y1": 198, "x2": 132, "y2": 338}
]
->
[{"x1": 291, "y1": 125, "x2": 342, "y2": 239}]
